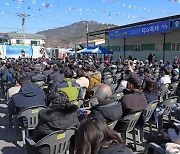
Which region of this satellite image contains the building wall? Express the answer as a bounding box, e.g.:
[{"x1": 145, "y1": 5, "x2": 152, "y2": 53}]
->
[
  {"x1": 10, "y1": 38, "x2": 45, "y2": 46},
  {"x1": 106, "y1": 29, "x2": 180, "y2": 62}
]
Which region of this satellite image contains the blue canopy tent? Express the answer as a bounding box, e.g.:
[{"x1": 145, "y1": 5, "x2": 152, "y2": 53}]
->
[
  {"x1": 91, "y1": 46, "x2": 113, "y2": 54},
  {"x1": 77, "y1": 47, "x2": 96, "y2": 54}
]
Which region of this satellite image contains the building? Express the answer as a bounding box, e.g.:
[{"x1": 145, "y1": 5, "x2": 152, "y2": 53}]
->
[
  {"x1": 88, "y1": 15, "x2": 180, "y2": 62},
  {"x1": 0, "y1": 32, "x2": 46, "y2": 58},
  {"x1": 4, "y1": 32, "x2": 45, "y2": 46},
  {"x1": 0, "y1": 33, "x2": 8, "y2": 44}
]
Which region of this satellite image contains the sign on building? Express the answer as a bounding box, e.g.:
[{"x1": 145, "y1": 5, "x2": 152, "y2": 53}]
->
[
  {"x1": 109, "y1": 20, "x2": 170, "y2": 39},
  {"x1": 172, "y1": 19, "x2": 180, "y2": 29}
]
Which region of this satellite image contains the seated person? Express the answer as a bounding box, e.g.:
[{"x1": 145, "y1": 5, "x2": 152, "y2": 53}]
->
[
  {"x1": 7, "y1": 75, "x2": 22, "y2": 100},
  {"x1": 31, "y1": 64, "x2": 46, "y2": 85},
  {"x1": 143, "y1": 77, "x2": 159, "y2": 104},
  {"x1": 121, "y1": 73, "x2": 147, "y2": 117},
  {"x1": 8, "y1": 76, "x2": 46, "y2": 126},
  {"x1": 53, "y1": 67, "x2": 80, "y2": 104},
  {"x1": 76, "y1": 118, "x2": 133, "y2": 154},
  {"x1": 32, "y1": 92, "x2": 79, "y2": 143},
  {"x1": 8, "y1": 76, "x2": 46, "y2": 115},
  {"x1": 114, "y1": 73, "x2": 147, "y2": 132},
  {"x1": 87, "y1": 84, "x2": 122, "y2": 124},
  {"x1": 158, "y1": 66, "x2": 171, "y2": 87},
  {"x1": 75, "y1": 69, "x2": 89, "y2": 89},
  {"x1": 87, "y1": 66, "x2": 101, "y2": 90}
]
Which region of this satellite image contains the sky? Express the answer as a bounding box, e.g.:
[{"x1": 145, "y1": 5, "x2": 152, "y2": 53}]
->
[{"x1": 0, "y1": 0, "x2": 179, "y2": 34}]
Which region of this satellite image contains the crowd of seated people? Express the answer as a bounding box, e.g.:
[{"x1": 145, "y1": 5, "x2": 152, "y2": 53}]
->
[{"x1": 0, "y1": 55, "x2": 179, "y2": 154}]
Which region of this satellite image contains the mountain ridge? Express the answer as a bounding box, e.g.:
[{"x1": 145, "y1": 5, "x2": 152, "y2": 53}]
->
[{"x1": 37, "y1": 21, "x2": 116, "y2": 48}]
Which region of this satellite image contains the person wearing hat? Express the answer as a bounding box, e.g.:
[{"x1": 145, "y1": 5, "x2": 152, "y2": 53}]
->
[
  {"x1": 120, "y1": 73, "x2": 147, "y2": 117},
  {"x1": 114, "y1": 73, "x2": 147, "y2": 133}
]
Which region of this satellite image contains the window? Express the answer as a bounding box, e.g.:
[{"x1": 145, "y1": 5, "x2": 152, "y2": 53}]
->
[
  {"x1": 16, "y1": 40, "x2": 20, "y2": 44},
  {"x1": 172, "y1": 43, "x2": 180, "y2": 51},
  {"x1": 31, "y1": 41, "x2": 37, "y2": 46},
  {"x1": 134, "y1": 45, "x2": 141, "y2": 51}
]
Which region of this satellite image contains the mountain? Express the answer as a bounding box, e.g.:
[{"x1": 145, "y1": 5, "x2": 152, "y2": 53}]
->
[{"x1": 37, "y1": 21, "x2": 116, "y2": 48}]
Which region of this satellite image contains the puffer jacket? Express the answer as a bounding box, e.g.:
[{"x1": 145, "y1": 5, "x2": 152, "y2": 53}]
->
[{"x1": 89, "y1": 98, "x2": 122, "y2": 123}]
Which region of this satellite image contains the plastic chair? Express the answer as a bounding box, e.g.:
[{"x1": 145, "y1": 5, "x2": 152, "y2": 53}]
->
[
  {"x1": 13, "y1": 105, "x2": 46, "y2": 144},
  {"x1": 104, "y1": 74, "x2": 112, "y2": 80},
  {"x1": 138, "y1": 100, "x2": 159, "y2": 142},
  {"x1": 104, "y1": 78, "x2": 113, "y2": 85},
  {"x1": 70, "y1": 98, "x2": 84, "y2": 108},
  {"x1": 169, "y1": 81, "x2": 179, "y2": 96},
  {"x1": 121, "y1": 111, "x2": 142, "y2": 151},
  {"x1": 112, "y1": 92, "x2": 124, "y2": 101},
  {"x1": 79, "y1": 87, "x2": 87, "y2": 99},
  {"x1": 109, "y1": 83, "x2": 117, "y2": 93},
  {"x1": 159, "y1": 83, "x2": 169, "y2": 102},
  {"x1": 87, "y1": 97, "x2": 99, "y2": 107},
  {"x1": 157, "y1": 96, "x2": 178, "y2": 131},
  {"x1": 108, "y1": 120, "x2": 118, "y2": 129},
  {"x1": 26, "y1": 129, "x2": 75, "y2": 154},
  {"x1": 143, "y1": 142, "x2": 165, "y2": 154}
]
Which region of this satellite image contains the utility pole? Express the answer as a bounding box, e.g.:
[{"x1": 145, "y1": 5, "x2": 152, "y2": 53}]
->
[
  {"x1": 86, "y1": 23, "x2": 89, "y2": 47},
  {"x1": 18, "y1": 13, "x2": 30, "y2": 45}
]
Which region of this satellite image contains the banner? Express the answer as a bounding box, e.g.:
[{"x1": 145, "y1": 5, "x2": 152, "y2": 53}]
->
[
  {"x1": 172, "y1": 19, "x2": 180, "y2": 29},
  {"x1": 109, "y1": 20, "x2": 170, "y2": 39},
  {"x1": 6, "y1": 45, "x2": 32, "y2": 57}
]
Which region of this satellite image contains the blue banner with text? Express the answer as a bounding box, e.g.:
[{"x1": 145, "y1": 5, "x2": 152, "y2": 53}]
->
[{"x1": 109, "y1": 20, "x2": 170, "y2": 39}]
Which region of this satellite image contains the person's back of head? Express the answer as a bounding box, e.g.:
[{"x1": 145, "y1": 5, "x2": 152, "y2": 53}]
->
[
  {"x1": 127, "y1": 73, "x2": 143, "y2": 90},
  {"x1": 77, "y1": 69, "x2": 85, "y2": 78},
  {"x1": 95, "y1": 84, "x2": 112, "y2": 103},
  {"x1": 161, "y1": 66, "x2": 170, "y2": 76},
  {"x1": 76, "y1": 118, "x2": 124, "y2": 154},
  {"x1": 18, "y1": 76, "x2": 31, "y2": 87},
  {"x1": 63, "y1": 67, "x2": 73, "y2": 78},
  {"x1": 47, "y1": 91, "x2": 71, "y2": 109},
  {"x1": 143, "y1": 77, "x2": 158, "y2": 95}
]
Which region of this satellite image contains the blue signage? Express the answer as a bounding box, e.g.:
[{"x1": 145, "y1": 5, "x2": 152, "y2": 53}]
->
[
  {"x1": 6, "y1": 45, "x2": 32, "y2": 57},
  {"x1": 109, "y1": 20, "x2": 170, "y2": 39},
  {"x1": 172, "y1": 19, "x2": 180, "y2": 29}
]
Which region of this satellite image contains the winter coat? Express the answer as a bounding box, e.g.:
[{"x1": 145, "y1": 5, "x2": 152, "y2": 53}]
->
[
  {"x1": 32, "y1": 105, "x2": 79, "y2": 154},
  {"x1": 42, "y1": 69, "x2": 53, "y2": 77},
  {"x1": 121, "y1": 89, "x2": 147, "y2": 117},
  {"x1": 75, "y1": 77, "x2": 89, "y2": 89},
  {"x1": 48, "y1": 71, "x2": 64, "y2": 83},
  {"x1": 31, "y1": 73, "x2": 46, "y2": 82},
  {"x1": 8, "y1": 82, "x2": 46, "y2": 115},
  {"x1": 89, "y1": 98, "x2": 122, "y2": 123},
  {"x1": 88, "y1": 73, "x2": 101, "y2": 90}
]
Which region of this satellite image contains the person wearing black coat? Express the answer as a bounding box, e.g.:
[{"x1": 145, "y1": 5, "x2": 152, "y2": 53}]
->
[
  {"x1": 8, "y1": 76, "x2": 46, "y2": 127},
  {"x1": 8, "y1": 77, "x2": 46, "y2": 115},
  {"x1": 48, "y1": 64, "x2": 64, "y2": 83},
  {"x1": 88, "y1": 84, "x2": 122, "y2": 124},
  {"x1": 32, "y1": 92, "x2": 79, "y2": 154}
]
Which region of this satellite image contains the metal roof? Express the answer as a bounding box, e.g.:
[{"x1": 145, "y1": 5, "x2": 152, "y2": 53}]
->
[
  {"x1": 88, "y1": 15, "x2": 180, "y2": 37},
  {"x1": 7, "y1": 32, "x2": 46, "y2": 39}
]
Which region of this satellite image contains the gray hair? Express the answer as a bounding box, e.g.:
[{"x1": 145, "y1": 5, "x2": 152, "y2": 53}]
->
[{"x1": 95, "y1": 84, "x2": 112, "y2": 102}]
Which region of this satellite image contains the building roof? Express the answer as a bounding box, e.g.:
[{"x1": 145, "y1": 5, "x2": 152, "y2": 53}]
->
[
  {"x1": 88, "y1": 15, "x2": 180, "y2": 37},
  {"x1": 7, "y1": 32, "x2": 46, "y2": 39}
]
